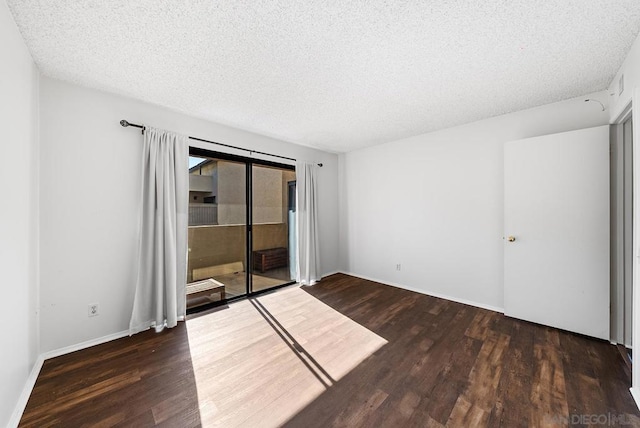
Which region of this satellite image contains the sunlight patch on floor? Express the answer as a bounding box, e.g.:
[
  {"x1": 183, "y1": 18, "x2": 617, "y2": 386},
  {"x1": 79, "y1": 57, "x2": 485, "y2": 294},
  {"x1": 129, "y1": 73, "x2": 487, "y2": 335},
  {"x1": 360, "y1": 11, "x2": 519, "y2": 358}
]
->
[{"x1": 186, "y1": 286, "x2": 388, "y2": 427}]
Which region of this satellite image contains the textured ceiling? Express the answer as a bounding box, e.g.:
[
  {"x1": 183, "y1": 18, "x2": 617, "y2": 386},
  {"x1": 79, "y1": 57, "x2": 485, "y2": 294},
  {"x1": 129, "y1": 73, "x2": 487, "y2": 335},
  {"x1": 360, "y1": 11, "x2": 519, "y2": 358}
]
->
[{"x1": 7, "y1": 1, "x2": 640, "y2": 152}]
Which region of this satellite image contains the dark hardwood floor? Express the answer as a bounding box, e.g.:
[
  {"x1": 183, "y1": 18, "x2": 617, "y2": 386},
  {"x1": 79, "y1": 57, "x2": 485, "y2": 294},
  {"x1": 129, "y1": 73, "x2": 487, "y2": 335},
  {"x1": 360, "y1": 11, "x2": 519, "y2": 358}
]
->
[{"x1": 20, "y1": 274, "x2": 639, "y2": 427}]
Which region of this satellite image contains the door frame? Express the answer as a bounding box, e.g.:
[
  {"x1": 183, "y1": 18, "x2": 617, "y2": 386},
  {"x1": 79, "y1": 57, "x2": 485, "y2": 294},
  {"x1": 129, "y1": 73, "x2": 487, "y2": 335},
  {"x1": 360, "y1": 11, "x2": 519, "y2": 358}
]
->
[
  {"x1": 614, "y1": 93, "x2": 640, "y2": 405},
  {"x1": 624, "y1": 89, "x2": 640, "y2": 404},
  {"x1": 612, "y1": 103, "x2": 633, "y2": 347},
  {"x1": 187, "y1": 147, "x2": 297, "y2": 314}
]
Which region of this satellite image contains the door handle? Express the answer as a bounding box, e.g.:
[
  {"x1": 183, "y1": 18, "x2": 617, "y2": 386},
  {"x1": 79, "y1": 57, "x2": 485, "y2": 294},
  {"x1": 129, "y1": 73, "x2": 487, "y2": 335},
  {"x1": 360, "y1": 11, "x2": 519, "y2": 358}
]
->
[{"x1": 507, "y1": 236, "x2": 516, "y2": 242}]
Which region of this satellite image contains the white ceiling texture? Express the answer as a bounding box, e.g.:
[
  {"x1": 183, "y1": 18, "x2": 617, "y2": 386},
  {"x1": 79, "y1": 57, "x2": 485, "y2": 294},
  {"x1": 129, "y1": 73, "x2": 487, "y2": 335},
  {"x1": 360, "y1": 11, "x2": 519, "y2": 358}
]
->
[{"x1": 7, "y1": 1, "x2": 640, "y2": 152}]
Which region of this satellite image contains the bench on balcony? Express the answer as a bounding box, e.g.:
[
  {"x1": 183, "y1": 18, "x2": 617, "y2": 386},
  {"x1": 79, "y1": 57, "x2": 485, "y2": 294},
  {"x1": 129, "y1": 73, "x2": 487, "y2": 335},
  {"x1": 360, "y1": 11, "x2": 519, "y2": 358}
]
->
[
  {"x1": 189, "y1": 261, "x2": 244, "y2": 303},
  {"x1": 252, "y1": 247, "x2": 288, "y2": 273},
  {"x1": 186, "y1": 278, "x2": 225, "y2": 303}
]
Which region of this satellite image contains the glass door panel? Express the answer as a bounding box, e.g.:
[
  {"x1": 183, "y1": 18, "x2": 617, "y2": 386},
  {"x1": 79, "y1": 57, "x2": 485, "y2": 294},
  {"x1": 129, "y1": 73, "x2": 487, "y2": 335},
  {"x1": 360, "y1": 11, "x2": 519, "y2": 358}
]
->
[
  {"x1": 187, "y1": 155, "x2": 247, "y2": 309},
  {"x1": 250, "y1": 164, "x2": 297, "y2": 292}
]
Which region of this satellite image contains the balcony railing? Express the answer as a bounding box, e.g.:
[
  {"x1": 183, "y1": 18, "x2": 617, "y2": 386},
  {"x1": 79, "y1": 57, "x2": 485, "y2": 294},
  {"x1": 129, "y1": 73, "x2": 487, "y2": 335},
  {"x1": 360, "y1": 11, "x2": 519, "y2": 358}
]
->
[{"x1": 189, "y1": 204, "x2": 218, "y2": 226}]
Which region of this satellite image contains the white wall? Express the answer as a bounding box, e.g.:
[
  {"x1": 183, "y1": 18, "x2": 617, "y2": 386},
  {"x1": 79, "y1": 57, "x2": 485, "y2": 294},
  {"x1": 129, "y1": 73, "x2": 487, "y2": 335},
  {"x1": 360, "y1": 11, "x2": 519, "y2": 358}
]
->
[
  {"x1": 340, "y1": 91, "x2": 609, "y2": 311},
  {"x1": 0, "y1": 1, "x2": 39, "y2": 426},
  {"x1": 39, "y1": 77, "x2": 339, "y2": 353}
]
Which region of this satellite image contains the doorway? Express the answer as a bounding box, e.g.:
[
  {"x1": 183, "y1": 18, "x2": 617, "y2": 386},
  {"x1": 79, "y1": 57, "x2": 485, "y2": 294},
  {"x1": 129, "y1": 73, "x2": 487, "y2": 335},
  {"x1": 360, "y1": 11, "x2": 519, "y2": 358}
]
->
[
  {"x1": 185, "y1": 148, "x2": 296, "y2": 310},
  {"x1": 613, "y1": 113, "x2": 633, "y2": 365}
]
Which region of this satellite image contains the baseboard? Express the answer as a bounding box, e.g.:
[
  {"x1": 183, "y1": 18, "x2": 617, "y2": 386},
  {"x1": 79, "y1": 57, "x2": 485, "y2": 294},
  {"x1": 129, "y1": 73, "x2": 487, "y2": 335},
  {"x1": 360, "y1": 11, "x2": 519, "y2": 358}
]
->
[
  {"x1": 340, "y1": 271, "x2": 505, "y2": 314},
  {"x1": 321, "y1": 270, "x2": 341, "y2": 279},
  {"x1": 9, "y1": 329, "x2": 129, "y2": 427},
  {"x1": 630, "y1": 387, "x2": 640, "y2": 411},
  {"x1": 41, "y1": 329, "x2": 130, "y2": 360},
  {"x1": 8, "y1": 356, "x2": 45, "y2": 428}
]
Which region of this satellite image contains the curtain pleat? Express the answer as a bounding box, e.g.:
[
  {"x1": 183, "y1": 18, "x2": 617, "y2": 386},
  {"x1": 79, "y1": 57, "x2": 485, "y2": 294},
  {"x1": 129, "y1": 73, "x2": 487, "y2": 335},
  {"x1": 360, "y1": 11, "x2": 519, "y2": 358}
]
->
[
  {"x1": 295, "y1": 162, "x2": 320, "y2": 285},
  {"x1": 129, "y1": 127, "x2": 188, "y2": 335}
]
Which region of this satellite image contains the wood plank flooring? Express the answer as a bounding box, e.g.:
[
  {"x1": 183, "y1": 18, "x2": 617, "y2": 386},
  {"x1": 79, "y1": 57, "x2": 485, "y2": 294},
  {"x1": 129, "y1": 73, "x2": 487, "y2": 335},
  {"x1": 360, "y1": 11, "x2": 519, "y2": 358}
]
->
[{"x1": 20, "y1": 273, "x2": 639, "y2": 427}]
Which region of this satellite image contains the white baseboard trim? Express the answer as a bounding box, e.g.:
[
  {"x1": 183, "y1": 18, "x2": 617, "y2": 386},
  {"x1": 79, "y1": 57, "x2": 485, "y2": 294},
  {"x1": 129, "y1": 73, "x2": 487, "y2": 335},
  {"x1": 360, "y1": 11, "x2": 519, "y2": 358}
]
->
[
  {"x1": 321, "y1": 270, "x2": 341, "y2": 279},
  {"x1": 9, "y1": 329, "x2": 129, "y2": 427},
  {"x1": 340, "y1": 271, "x2": 505, "y2": 314},
  {"x1": 40, "y1": 329, "x2": 130, "y2": 360},
  {"x1": 8, "y1": 356, "x2": 45, "y2": 428},
  {"x1": 630, "y1": 387, "x2": 640, "y2": 411}
]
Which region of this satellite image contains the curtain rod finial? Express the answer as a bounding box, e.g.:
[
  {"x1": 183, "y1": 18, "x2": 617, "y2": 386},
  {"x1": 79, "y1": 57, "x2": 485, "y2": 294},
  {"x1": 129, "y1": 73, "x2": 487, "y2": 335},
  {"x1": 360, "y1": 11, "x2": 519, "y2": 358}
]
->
[
  {"x1": 318, "y1": 163, "x2": 323, "y2": 167},
  {"x1": 120, "y1": 120, "x2": 130, "y2": 127}
]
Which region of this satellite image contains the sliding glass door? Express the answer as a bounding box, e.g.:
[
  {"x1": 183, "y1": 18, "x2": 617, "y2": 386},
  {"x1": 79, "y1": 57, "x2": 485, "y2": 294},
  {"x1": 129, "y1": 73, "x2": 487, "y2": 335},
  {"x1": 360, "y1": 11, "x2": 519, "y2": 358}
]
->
[
  {"x1": 187, "y1": 155, "x2": 247, "y2": 309},
  {"x1": 186, "y1": 148, "x2": 296, "y2": 310},
  {"x1": 250, "y1": 164, "x2": 297, "y2": 292}
]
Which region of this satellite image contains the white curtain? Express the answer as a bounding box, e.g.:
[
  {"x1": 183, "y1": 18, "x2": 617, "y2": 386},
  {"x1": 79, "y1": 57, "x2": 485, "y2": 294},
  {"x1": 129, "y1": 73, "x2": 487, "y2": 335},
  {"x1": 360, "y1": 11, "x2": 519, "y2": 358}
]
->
[
  {"x1": 296, "y1": 161, "x2": 320, "y2": 285},
  {"x1": 130, "y1": 127, "x2": 188, "y2": 335}
]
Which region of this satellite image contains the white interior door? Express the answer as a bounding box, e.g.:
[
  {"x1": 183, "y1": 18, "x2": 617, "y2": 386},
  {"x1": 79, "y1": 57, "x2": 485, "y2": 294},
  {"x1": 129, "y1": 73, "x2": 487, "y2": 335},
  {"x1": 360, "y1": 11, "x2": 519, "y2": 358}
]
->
[{"x1": 504, "y1": 125, "x2": 610, "y2": 340}]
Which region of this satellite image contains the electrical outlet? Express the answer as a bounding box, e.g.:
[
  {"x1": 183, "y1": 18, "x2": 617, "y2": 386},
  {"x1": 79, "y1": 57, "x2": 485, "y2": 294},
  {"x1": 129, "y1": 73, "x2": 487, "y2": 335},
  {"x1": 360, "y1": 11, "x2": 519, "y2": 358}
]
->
[
  {"x1": 396, "y1": 264, "x2": 401, "y2": 271},
  {"x1": 88, "y1": 303, "x2": 99, "y2": 317}
]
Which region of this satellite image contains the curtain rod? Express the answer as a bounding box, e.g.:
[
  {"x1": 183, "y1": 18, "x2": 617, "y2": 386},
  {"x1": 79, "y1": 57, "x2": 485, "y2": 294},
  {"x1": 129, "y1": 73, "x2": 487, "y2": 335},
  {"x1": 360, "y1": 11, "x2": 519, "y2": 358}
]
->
[{"x1": 119, "y1": 120, "x2": 323, "y2": 167}]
